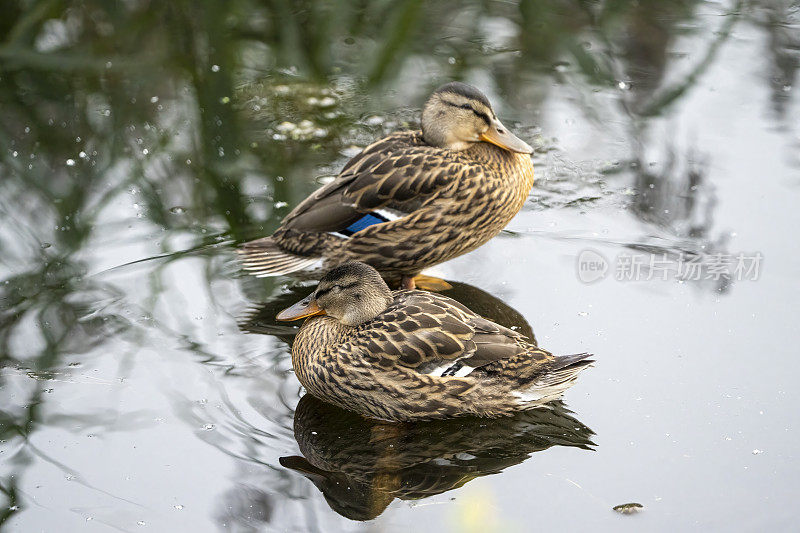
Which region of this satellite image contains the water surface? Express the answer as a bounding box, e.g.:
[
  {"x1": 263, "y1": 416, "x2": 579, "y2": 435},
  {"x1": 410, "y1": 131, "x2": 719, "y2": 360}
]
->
[{"x1": 1, "y1": 1, "x2": 799, "y2": 531}]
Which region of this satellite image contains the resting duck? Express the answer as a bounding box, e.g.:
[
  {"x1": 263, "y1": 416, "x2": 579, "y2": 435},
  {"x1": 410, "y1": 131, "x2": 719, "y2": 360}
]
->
[
  {"x1": 277, "y1": 262, "x2": 592, "y2": 421},
  {"x1": 240, "y1": 82, "x2": 535, "y2": 289}
]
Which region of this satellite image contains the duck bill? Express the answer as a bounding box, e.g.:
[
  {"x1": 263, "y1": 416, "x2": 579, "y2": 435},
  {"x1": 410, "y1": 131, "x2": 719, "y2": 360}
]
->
[
  {"x1": 276, "y1": 294, "x2": 325, "y2": 321},
  {"x1": 480, "y1": 120, "x2": 533, "y2": 154}
]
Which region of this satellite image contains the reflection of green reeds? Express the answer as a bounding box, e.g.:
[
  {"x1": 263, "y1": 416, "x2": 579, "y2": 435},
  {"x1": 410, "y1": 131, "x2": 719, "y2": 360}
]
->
[
  {"x1": 0, "y1": 0, "x2": 790, "y2": 524},
  {"x1": 0, "y1": 479, "x2": 19, "y2": 526},
  {"x1": 639, "y1": 0, "x2": 743, "y2": 118}
]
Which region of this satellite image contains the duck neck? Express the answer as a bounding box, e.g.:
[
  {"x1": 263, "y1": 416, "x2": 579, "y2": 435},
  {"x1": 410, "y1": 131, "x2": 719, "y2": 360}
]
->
[
  {"x1": 467, "y1": 143, "x2": 535, "y2": 204},
  {"x1": 292, "y1": 316, "x2": 353, "y2": 394}
]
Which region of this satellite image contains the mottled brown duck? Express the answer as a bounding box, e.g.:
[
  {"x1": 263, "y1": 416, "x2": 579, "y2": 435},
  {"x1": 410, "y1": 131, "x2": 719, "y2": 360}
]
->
[
  {"x1": 240, "y1": 82, "x2": 535, "y2": 289},
  {"x1": 277, "y1": 262, "x2": 592, "y2": 421}
]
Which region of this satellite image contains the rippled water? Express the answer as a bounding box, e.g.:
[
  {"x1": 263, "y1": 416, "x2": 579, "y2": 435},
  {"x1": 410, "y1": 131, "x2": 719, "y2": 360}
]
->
[{"x1": 1, "y1": 1, "x2": 799, "y2": 531}]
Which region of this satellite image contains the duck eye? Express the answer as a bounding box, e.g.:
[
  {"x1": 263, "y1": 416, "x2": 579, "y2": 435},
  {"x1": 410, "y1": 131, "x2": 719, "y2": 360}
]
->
[
  {"x1": 458, "y1": 104, "x2": 473, "y2": 111},
  {"x1": 314, "y1": 287, "x2": 330, "y2": 299}
]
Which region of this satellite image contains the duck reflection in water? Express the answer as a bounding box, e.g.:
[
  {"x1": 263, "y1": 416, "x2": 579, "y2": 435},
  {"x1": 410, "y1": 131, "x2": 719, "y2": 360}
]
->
[{"x1": 280, "y1": 394, "x2": 594, "y2": 521}]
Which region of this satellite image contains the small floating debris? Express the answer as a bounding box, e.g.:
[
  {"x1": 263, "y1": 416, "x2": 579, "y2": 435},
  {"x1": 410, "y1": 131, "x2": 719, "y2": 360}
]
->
[
  {"x1": 315, "y1": 175, "x2": 337, "y2": 185},
  {"x1": 341, "y1": 145, "x2": 363, "y2": 158},
  {"x1": 752, "y1": 449, "x2": 763, "y2": 455},
  {"x1": 273, "y1": 120, "x2": 327, "y2": 141},
  {"x1": 613, "y1": 502, "x2": 643, "y2": 514},
  {"x1": 306, "y1": 96, "x2": 337, "y2": 108}
]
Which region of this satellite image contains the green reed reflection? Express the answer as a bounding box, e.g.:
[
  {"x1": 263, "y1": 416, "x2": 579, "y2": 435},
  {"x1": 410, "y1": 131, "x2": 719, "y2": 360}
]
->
[{"x1": 0, "y1": 0, "x2": 796, "y2": 528}]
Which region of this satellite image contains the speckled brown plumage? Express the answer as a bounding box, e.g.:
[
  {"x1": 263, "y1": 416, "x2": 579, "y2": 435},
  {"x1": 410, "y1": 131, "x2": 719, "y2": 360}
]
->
[
  {"x1": 290, "y1": 289, "x2": 591, "y2": 421},
  {"x1": 240, "y1": 128, "x2": 535, "y2": 281}
]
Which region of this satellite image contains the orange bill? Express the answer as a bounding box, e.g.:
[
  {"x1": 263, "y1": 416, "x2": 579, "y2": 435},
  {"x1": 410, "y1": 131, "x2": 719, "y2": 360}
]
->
[
  {"x1": 480, "y1": 119, "x2": 533, "y2": 154},
  {"x1": 276, "y1": 294, "x2": 325, "y2": 321}
]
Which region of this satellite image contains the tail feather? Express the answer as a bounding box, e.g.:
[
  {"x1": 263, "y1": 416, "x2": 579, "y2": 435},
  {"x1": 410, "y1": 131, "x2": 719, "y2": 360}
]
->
[
  {"x1": 536, "y1": 353, "x2": 594, "y2": 388},
  {"x1": 514, "y1": 352, "x2": 594, "y2": 406},
  {"x1": 551, "y1": 352, "x2": 594, "y2": 372},
  {"x1": 238, "y1": 238, "x2": 321, "y2": 277}
]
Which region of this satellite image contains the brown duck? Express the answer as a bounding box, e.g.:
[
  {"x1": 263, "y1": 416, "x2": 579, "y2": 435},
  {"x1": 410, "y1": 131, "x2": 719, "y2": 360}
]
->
[
  {"x1": 240, "y1": 82, "x2": 535, "y2": 289},
  {"x1": 277, "y1": 262, "x2": 592, "y2": 421}
]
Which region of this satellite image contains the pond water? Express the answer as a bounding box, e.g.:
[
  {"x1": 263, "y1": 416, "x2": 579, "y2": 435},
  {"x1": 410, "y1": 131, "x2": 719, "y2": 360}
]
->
[{"x1": 1, "y1": 1, "x2": 799, "y2": 531}]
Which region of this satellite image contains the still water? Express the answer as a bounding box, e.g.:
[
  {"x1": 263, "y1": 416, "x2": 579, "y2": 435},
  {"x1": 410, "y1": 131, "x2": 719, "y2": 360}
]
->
[{"x1": 1, "y1": 1, "x2": 799, "y2": 531}]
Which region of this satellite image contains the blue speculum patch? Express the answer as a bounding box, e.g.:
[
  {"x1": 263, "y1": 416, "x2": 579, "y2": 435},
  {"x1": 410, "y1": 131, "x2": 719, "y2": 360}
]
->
[{"x1": 341, "y1": 212, "x2": 389, "y2": 236}]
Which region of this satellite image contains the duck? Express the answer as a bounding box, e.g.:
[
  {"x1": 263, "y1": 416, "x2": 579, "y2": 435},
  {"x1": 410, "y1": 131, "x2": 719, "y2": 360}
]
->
[
  {"x1": 238, "y1": 275, "x2": 538, "y2": 342},
  {"x1": 240, "y1": 82, "x2": 535, "y2": 289},
  {"x1": 277, "y1": 262, "x2": 592, "y2": 421}
]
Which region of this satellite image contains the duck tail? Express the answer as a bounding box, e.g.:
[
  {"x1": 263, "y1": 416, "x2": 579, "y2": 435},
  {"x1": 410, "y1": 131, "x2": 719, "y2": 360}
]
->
[
  {"x1": 514, "y1": 352, "x2": 594, "y2": 407},
  {"x1": 551, "y1": 352, "x2": 594, "y2": 373},
  {"x1": 238, "y1": 237, "x2": 322, "y2": 277}
]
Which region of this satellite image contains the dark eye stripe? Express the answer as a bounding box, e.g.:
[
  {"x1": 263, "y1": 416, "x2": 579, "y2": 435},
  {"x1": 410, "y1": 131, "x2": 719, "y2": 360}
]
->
[
  {"x1": 474, "y1": 110, "x2": 491, "y2": 125},
  {"x1": 444, "y1": 99, "x2": 492, "y2": 125},
  {"x1": 315, "y1": 281, "x2": 359, "y2": 298},
  {"x1": 315, "y1": 287, "x2": 331, "y2": 298}
]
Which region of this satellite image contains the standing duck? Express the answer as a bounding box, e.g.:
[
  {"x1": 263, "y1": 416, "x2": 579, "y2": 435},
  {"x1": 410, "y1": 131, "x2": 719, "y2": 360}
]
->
[
  {"x1": 240, "y1": 82, "x2": 535, "y2": 289},
  {"x1": 277, "y1": 262, "x2": 592, "y2": 421}
]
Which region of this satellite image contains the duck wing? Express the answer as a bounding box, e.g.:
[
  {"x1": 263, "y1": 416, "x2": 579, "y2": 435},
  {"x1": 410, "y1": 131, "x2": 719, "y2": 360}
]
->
[
  {"x1": 279, "y1": 131, "x2": 483, "y2": 236},
  {"x1": 352, "y1": 291, "x2": 531, "y2": 378}
]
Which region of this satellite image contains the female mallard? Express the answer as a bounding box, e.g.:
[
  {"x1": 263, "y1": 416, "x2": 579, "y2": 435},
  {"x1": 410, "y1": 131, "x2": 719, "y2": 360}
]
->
[
  {"x1": 278, "y1": 262, "x2": 592, "y2": 421},
  {"x1": 240, "y1": 82, "x2": 535, "y2": 289}
]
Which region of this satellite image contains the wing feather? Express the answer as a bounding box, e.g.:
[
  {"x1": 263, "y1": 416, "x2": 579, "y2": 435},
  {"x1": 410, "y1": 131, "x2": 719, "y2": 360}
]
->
[
  {"x1": 279, "y1": 131, "x2": 482, "y2": 235},
  {"x1": 350, "y1": 291, "x2": 531, "y2": 377}
]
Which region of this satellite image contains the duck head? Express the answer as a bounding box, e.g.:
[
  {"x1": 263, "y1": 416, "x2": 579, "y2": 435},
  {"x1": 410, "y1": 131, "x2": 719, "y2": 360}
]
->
[
  {"x1": 421, "y1": 81, "x2": 533, "y2": 154},
  {"x1": 277, "y1": 262, "x2": 393, "y2": 326}
]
